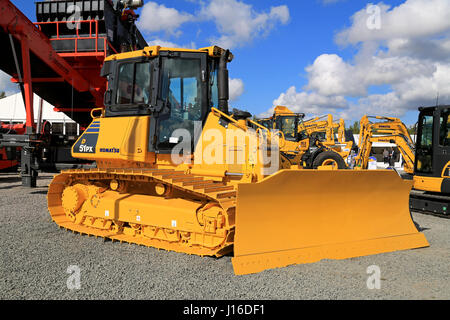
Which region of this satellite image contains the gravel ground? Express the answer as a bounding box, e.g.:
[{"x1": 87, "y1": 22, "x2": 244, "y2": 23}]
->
[{"x1": 1, "y1": 173, "x2": 449, "y2": 300}]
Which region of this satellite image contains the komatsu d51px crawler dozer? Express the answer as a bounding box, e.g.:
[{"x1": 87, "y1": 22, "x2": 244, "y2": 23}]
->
[{"x1": 47, "y1": 46, "x2": 429, "y2": 275}]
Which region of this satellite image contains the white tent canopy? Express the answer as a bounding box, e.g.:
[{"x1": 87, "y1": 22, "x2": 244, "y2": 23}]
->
[
  {"x1": 0, "y1": 92, "x2": 75, "y2": 123},
  {"x1": 353, "y1": 134, "x2": 416, "y2": 170}
]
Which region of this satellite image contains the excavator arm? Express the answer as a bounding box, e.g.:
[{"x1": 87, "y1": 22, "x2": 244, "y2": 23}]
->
[{"x1": 355, "y1": 115, "x2": 415, "y2": 173}]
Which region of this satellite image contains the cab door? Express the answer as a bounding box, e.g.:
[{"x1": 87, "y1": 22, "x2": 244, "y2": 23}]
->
[
  {"x1": 434, "y1": 108, "x2": 450, "y2": 185},
  {"x1": 415, "y1": 109, "x2": 435, "y2": 177},
  {"x1": 154, "y1": 52, "x2": 208, "y2": 158}
]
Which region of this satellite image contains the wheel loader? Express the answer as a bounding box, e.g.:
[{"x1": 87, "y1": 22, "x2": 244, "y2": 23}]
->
[
  {"x1": 47, "y1": 45, "x2": 429, "y2": 275},
  {"x1": 255, "y1": 106, "x2": 353, "y2": 169}
]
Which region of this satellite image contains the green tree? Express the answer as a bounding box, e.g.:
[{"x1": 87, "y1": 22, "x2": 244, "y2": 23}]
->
[
  {"x1": 407, "y1": 125, "x2": 416, "y2": 135},
  {"x1": 349, "y1": 121, "x2": 360, "y2": 134},
  {"x1": 0, "y1": 91, "x2": 6, "y2": 99}
]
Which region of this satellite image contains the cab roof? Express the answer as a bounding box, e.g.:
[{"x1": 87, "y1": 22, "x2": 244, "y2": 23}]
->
[{"x1": 105, "y1": 45, "x2": 234, "y2": 62}]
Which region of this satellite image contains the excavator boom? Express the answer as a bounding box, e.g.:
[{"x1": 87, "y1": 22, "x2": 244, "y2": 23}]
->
[{"x1": 355, "y1": 115, "x2": 415, "y2": 173}]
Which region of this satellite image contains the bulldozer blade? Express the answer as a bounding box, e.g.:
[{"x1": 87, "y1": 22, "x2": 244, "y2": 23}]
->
[{"x1": 232, "y1": 170, "x2": 429, "y2": 275}]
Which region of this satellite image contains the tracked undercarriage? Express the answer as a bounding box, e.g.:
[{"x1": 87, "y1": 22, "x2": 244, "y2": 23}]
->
[{"x1": 48, "y1": 168, "x2": 236, "y2": 256}]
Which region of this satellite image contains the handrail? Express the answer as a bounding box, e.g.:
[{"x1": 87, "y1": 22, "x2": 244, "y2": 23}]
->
[
  {"x1": 34, "y1": 19, "x2": 117, "y2": 55},
  {"x1": 90, "y1": 108, "x2": 105, "y2": 119},
  {"x1": 211, "y1": 107, "x2": 247, "y2": 131}
]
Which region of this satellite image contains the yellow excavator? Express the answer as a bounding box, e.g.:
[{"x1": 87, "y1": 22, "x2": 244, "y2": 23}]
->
[
  {"x1": 256, "y1": 106, "x2": 353, "y2": 169},
  {"x1": 348, "y1": 109, "x2": 450, "y2": 218},
  {"x1": 354, "y1": 116, "x2": 415, "y2": 174},
  {"x1": 410, "y1": 105, "x2": 450, "y2": 218},
  {"x1": 298, "y1": 111, "x2": 356, "y2": 162},
  {"x1": 47, "y1": 45, "x2": 428, "y2": 275},
  {"x1": 301, "y1": 114, "x2": 347, "y2": 146}
]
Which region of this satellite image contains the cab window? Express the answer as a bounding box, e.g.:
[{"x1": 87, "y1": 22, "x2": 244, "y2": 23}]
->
[
  {"x1": 439, "y1": 109, "x2": 450, "y2": 146},
  {"x1": 416, "y1": 113, "x2": 434, "y2": 173},
  {"x1": 279, "y1": 116, "x2": 298, "y2": 141},
  {"x1": 116, "y1": 62, "x2": 151, "y2": 106},
  {"x1": 157, "y1": 57, "x2": 203, "y2": 149}
]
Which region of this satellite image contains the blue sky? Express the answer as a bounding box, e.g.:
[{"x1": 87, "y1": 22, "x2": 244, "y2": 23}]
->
[{"x1": 5, "y1": 0, "x2": 450, "y2": 126}]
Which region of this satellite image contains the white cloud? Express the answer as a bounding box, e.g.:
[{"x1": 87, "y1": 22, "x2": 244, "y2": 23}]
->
[
  {"x1": 146, "y1": 39, "x2": 179, "y2": 48},
  {"x1": 137, "y1": 1, "x2": 290, "y2": 49},
  {"x1": 305, "y1": 53, "x2": 436, "y2": 98},
  {"x1": 269, "y1": 0, "x2": 450, "y2": 122},
  {"x1": 336, "y1": 61, "x2": 450, "y2": 121},
  {"x1": 146, "y1": 39, "x2": 196, "y2": 49},
  {"x1": 305, "y1": 54, "x2": 364, "y2": 97},
  {"x1": 267, "y1": 86, "x2": 348, "y2": 118},
  {"x1": 229, "y1": 78, "x2": 244, "y2": 101},
  {"x1": 137, "y1": 2, "x2": 194, "y2": 36},
  {"x1": 336, "y1": 0, "x2": 450, "y2": 46},
  {"x1": 199, "y1": 0, "x2": 290, "y2": 49}
]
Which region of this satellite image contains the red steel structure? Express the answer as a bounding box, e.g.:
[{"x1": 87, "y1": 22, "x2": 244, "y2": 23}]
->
[
  {"x1": 0, "y1": 0, "x2": 146, "y2": 183},
  {"x1": 33, "y1": 19, "x2": 118, "y2": 114},
  {"x1": 0, "y1": 0, "x2": 110, "y2": 129}
]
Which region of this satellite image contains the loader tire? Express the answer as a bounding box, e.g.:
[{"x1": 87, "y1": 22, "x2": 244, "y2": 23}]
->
[{"x1": 312, "y1": 151, "x2": 347, "y2": 169}]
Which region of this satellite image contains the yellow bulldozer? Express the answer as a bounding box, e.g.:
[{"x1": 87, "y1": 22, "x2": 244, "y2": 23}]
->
[{"x1": 47, "y1": 45, "x2": 428, "y2": 275}]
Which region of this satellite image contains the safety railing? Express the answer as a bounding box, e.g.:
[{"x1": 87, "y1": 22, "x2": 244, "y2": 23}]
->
[{"x1": 34, "y1": 19, "x2": 118, "y2": 57}]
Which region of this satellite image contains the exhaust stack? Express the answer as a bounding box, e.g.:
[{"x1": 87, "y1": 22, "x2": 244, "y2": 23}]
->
[{"x1": 218, "y1": 50, "x2": 230, "y2": 114}]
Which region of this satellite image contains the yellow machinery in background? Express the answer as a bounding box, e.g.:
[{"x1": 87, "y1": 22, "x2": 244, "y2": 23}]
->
[
  {"x1": 47, "y1": 45, "x2": 428, "y2": 275},
  {"x1": 301, "y1": 114, "x2": 347, "y2": 146},
  {"x1": 354, "y1": 116, "x2": 415, "y2": 173},
  {"x1": 409, "y1": 105, "x2": 450, "y2": 217},
  {"x1": 256, "y1": 106, "x2": 354, "y2": 169}
]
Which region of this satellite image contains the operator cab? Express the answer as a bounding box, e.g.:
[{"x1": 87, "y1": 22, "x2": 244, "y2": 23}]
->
[
  {"x1": 100, "y1": 46, "x2": 232, "y2": 153},
  {"x1": 415, "y1": 105, "x2": 450, "y2": 184},
  {"x1": 273, "y1": 113, "x2": 305, "y2": 142}
]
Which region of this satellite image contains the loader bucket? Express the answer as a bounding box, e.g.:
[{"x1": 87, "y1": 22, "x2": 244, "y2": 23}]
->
[{"x1": 232, "y1": 170, "x2": 429, "y2": 275}]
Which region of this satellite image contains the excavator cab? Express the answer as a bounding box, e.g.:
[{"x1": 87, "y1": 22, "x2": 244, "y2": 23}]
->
[
  {"x1": 410, "y1": 106, "x2": 450, "y2": 216},
  {"x1": 415, "y1": 108, "x2": 435, "y2": 175},
  {"x1": 413, "y1": 106, "x2": 450, "y2": 192}
]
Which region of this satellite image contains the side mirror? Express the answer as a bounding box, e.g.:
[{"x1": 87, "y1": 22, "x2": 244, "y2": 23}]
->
[
  {"x1": 100, "y1": 61, "x2": 112, "y2": 77},
  {"x1": 104, "y1": 89, "x2": 112, "y2": 106}
]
